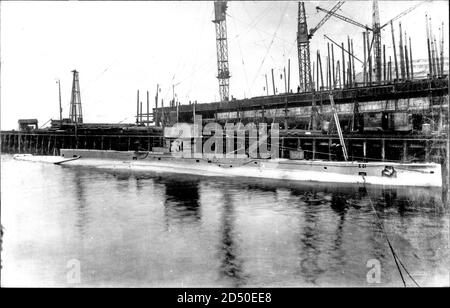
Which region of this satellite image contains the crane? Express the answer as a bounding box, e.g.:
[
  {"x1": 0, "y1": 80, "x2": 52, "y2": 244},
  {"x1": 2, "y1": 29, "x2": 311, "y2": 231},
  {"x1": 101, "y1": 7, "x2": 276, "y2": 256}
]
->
[
  {"x1": 213, "y1": 1, "x2": 230, "y2": 102},
  {"x1": 315, "y1": 1, "x2": 424, "y2": 82},
  {"x1": 69, "y1": 70, "x2": 83, "y2": 124},
  {"x1": 297, "y1": 1, "x2": 345, "y2": 93}
]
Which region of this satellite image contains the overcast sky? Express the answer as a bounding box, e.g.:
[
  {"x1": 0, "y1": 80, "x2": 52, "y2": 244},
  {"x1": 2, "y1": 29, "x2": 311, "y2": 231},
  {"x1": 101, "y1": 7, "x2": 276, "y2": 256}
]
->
[{"x1": 1, "y1": 0, "x2": 448, "y2": 129}]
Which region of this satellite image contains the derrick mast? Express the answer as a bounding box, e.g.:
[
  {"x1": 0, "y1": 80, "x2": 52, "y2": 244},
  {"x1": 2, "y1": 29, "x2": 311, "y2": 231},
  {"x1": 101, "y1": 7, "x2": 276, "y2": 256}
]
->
[
  {"x1": 69, "y1": 70, "x2": 83, "y2": 124},
  {"x1": 372, "y1": 0, "x2": 382, "y2": 82},
  {"x1": 213, "y1": 1, "x2": 230, "y2": 102},
  {"x1": 297, "y1": 2, "x2": 312, "y2": 92}
]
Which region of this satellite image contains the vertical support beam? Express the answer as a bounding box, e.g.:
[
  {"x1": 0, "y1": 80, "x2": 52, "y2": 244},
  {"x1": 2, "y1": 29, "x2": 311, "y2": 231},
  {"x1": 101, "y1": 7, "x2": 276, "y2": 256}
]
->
[
  {"x1": 341, "y1": 42, "x2": 346, "y2": 87},
  {"x1": 147, "y1": 91, "x2": 150, "y2": 127},
  {"x1": 426, "y1": 14, "x2": 433, "y2": 77},
  {"x1": 404, "y1": 42, "x2": 410, "y2": 79},
  {"x1": 363, "y1": 32, "x2": 367, "y2": 85},
  {"x1": 381, "y1": 139, "x2": 385, "y2": 161},
  {"x1": 331, "y1": 44, "x2": 335, "y2": 88},
  {"x1": 425, "y1": 140, "x2": 431, "y2": 162},
  {"x1": 136, "y1": 90, "x2": 140, "y2": 124},
  {"x1": 383, "y1": 44, "x2": 386, "y2": 82},
  {"x1": 390, "y1": 21, "x2": 399, "y2": 81},
  {"x1": 328, "y1": 138, "x2": 332, "y2": 161},
  {"x1": 399, "y1": 22, "x2": 405, "y2": 79},
  {"x1": 409, "y1": 37, "x2": 414, "y2": 79},
  {"x1": 316, "y1": 51, "x2": 320, "y2": 90},
  {"x1": 271, "y1": 68, "x2": 276, "y2": 95},
  {"x1": 403, "y1": 140, "x2": 408, "y2": 162},
  {"x1": 318, "y1": 51, "x2": 324, "y2": 90},
  {"x1": 351, "y1": 39, "x2": 356, "y2": 86},
  {"x1": 312, "y1": 139, "x2": 316, "y2": 160},
  {"x1": 327, "y1": 43, "x2": 331, "y2": 89},
  {"x1": 366, "y1": 32, "x2": 372, "y2": 85},
  {"x1": 347, "y1": 37, "x2": 352, "y2": 87},
  {"x1": 287, "y1": 59, "x2": 291, "y2": 92},
  {"x1": 265, "y1": 74, "x2": 269, "y2": 95},
  {"x1": 363, "y1": 140, "x2": 367, "y2": 161}
]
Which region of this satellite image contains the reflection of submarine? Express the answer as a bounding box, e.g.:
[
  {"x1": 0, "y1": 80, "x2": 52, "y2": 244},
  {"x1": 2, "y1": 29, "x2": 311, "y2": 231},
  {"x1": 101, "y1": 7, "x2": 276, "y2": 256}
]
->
[
  {"x1": 218, "y1": 191, "x2": 246, "y2": 287},
  {"x1": 158, "y1": 176, "x2": 201, "y2": 225}
]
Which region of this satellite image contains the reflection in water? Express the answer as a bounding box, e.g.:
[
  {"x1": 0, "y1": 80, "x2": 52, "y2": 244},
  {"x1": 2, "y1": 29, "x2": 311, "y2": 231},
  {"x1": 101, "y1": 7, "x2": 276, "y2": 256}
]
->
[
  {"x1": 160, "y1": 177, "x2": 201, "y2": 226},
  {"x1": 73, "y1": 169, "x2": 89, "y2": 237},
  {"x1": 218, "y1": 191, "x2": 246, "y2": 287},
  {"x1": 329, "y1": 193, "x2": 348, "y2": 274},
  {"x1": 1, "y1": 155, "x2": 447, "y2": 287}
]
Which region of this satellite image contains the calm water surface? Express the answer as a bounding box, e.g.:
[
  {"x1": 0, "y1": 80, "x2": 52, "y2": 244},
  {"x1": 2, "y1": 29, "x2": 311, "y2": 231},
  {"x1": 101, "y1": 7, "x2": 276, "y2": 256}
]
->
[{"x1": 1, "y1": 154, "x2": 448, "y2": 287}]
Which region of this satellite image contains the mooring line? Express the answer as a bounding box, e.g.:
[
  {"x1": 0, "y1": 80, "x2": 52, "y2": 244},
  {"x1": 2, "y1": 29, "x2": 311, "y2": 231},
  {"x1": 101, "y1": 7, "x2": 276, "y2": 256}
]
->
[{"x1": 361, "y1": 176, "x2": 420, "y2": 287}]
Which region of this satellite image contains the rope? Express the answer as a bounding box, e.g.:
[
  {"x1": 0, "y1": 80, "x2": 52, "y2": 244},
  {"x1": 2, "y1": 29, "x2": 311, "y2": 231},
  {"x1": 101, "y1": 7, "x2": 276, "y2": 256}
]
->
[
  {"x1": 250, "y1": 2, "x2": 289, "y2": 90},
  {"x1": 361, "y1": 176, "x2": 420, "y2": 287}
]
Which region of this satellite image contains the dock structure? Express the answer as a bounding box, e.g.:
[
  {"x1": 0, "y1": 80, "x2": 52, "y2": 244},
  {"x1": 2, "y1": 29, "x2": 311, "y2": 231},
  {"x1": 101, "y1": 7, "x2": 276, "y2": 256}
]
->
[{"x1": 0, "y1": 1, "x2": 448, "y2": 186}]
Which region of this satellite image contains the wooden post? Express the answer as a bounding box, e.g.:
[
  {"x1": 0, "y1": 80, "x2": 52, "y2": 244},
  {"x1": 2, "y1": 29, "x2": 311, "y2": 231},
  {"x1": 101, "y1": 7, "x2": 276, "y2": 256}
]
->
[
  {"x1": 328, "y1": 138, "x2": 332, "y2": 161},
  {"x1": 147, "y1": 91, "x2": 150, "y2": 127},
  {"x1": 383, "y1": 44, "x2": 386, "y2": 82},
  {"x1": 403, "y1": 140, "x2": 408, "y2": 162},
  {"x1": 409, "y1": 37, "x2": 414, "y2": 79},
  {"x1": 366, "y1": 32, "x2": 372, "y2": 85},
  {"x1": 341, "y1": 42, "x2": 346, "y2": 87},
  {"x1": 287, "y1": 59, "x2": 291, "y2": 92},
  {"x1": 136, "y1": 90, "x2": 140, "y2": 124},
  {"x1": 312, "y1": 139, "x2": 316, "y2": 160},
  {"x1": 316, "y1": 51, "x2": 320, "y2": 90},
  {"x1": 391, "y1": 21, "x2": 399, "y2": 81},
  {"x1": 318, "y1": 51, "x2": 324, "y2": 90},
  {"x1": 425, "y1": 140, "x2": 431, "y2": 162},
  {"x1": 47, "y1": 136, "x2": 51, "y2": 154},
  {"x1": 327, "y1": 43, "x2": 331, "y2": 89},
  {"x1": 271, "y1": 68, "x2": 276, "y2": 95},
  {"x1": 363, "y1": 32, "x2": 367, "y2": 85},
  {"x1": 265, "y1": 74, "x2": 269, "y2": 95},
  {"x1": 347, "y1": 37, "x2": 352, "y2": 87},
  {"x1": 405, "y1": 42, "x2": 410, "y2": 79},
  {"x1": 351, "y1": 39, "x2": 356, "y2": 86},
  {"x1": 363, "y1": 141, "x2": 367, "y2": 161},
  {"x1": 399, "y1": 22, "x2": 405, "y2": 79},
  {"x1": 331, "y1": 44, "x2": 335, "y2": 88}
]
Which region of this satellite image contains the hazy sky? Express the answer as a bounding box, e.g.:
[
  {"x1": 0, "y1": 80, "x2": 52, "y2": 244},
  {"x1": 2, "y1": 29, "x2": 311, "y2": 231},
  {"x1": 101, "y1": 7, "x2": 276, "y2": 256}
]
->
[{"x1": 1, "y1": 1, "x2": 448, "y2": 129}]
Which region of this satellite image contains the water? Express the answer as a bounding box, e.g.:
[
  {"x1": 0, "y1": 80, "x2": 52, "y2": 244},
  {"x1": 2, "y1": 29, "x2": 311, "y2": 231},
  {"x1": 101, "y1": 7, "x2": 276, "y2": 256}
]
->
[{"x1": 1, "y1": 154, "x2": 448, "y2": 287}]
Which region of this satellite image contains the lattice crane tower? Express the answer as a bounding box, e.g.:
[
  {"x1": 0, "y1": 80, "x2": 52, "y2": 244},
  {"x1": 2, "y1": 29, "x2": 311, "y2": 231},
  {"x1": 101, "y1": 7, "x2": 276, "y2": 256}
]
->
[
  {"x1": 213, "y1": 1, "x2": 230, "y2": 102},
  {"x1": 69, "y1": 70, "x2": 83, "y2": 124}
]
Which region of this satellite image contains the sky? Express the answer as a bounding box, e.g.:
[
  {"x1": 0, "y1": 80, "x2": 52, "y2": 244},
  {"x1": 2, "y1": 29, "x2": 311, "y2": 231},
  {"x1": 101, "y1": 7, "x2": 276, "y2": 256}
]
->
[{"x1": 1, "y1": 0, "x2": 448, "y2": 130}]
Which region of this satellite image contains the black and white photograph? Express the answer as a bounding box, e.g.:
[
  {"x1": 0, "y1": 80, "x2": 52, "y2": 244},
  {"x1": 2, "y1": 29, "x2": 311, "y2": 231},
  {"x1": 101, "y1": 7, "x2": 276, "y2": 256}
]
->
[{"x1": 0, "y1": 0, "x2": 448, "y2": 291}]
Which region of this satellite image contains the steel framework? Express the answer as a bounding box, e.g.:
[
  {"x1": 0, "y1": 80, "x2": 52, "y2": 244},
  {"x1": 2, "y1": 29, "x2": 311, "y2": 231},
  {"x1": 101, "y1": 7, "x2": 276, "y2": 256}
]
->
[
  {"x1": 213, "y1": 1, "x2": 230, "y2": 102},
  {"x1": 69, "y1": 70, "x2": 83, "y2": 123}
]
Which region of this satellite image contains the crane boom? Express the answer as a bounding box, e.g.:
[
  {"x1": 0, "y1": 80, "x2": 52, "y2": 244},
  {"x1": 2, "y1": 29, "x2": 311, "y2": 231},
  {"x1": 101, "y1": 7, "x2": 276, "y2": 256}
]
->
[
  {"x1": 315, "y1": 6, "x2": 372, "y2": 31},
  {"x1": 309, "y1": 1, "x2": 345, "y2": 37}
]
